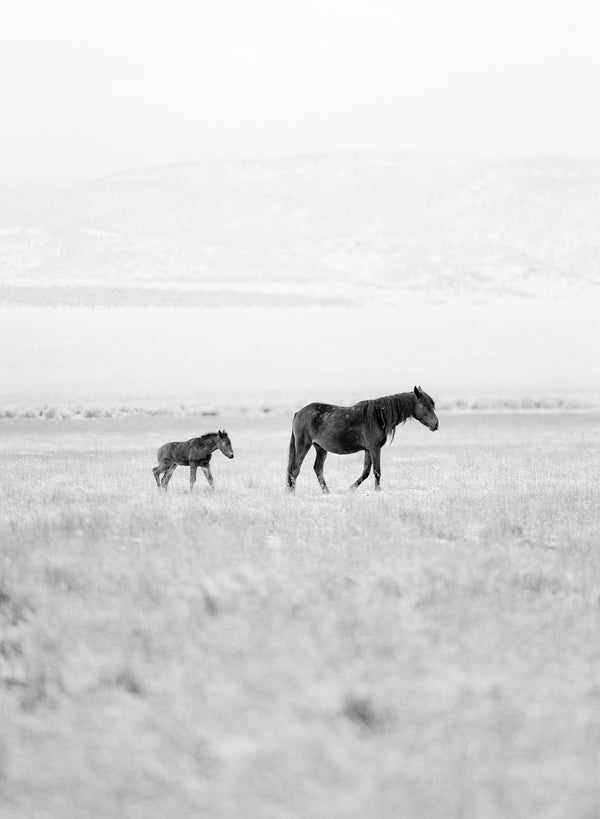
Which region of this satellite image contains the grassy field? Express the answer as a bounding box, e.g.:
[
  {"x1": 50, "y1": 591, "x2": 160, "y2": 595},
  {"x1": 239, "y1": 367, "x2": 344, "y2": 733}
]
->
[{"x1": 1, "y1": 411, "x2": 599, "y2": 818}]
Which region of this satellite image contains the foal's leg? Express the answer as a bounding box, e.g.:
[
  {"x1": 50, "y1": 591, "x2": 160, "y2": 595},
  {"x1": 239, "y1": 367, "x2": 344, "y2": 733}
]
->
[
  {"x1": 370, "y1": 447, "x2": 382, "y2": 491},
  {"x1": 152, "y1": 462, "x2": 167, "y2": 489},
  {"x1": 313, "y1": 444, "x2": 329, "y2": 494},
  {"x1": 350, "y1": 450, "x2": 372, "y2": 490},
  {"x1": 161, "y1": 463, "x2": 177, "y2": 490},
  {"x1": 288, "y1": 435, "x2": 312, "y2": 491},
  {"x1": 201, "y1": 465, "x2": 214, "y2": 491},
  {"x1": 189, "y1": 462, "x2": 198, "y2": 492}
]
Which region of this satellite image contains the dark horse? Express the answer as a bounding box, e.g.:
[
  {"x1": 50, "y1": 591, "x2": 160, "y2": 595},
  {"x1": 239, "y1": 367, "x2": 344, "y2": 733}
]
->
[
  {"x1": 286, "y1": 386, "x2": 438, "y2": 493},
  {"x1": 153, "y1": 430, "x2": 234, "y2": 491}
]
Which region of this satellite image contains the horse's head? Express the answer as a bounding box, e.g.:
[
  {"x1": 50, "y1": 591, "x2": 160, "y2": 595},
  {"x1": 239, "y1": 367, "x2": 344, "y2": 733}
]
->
[
  {"x1": 413, "y1": 386, "x2": 439, "y2": 431},
  {"x1": 217, "y1": 430, "x2": 234, "y2": 458}
]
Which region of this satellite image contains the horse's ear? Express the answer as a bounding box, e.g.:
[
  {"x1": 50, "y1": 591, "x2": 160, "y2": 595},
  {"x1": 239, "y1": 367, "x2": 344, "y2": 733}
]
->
[{"x1": 414, "y1": 385, "x2": 421, "y2": 397}]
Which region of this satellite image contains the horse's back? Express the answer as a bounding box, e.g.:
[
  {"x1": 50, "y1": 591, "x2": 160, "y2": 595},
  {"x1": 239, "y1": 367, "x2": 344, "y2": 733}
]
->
[
  {"x1": 294, "y1": 402, "x2": 342, "y2": 423},
  {"x1": 157, "y1": 439, "x2": 193, "y2": 465},
  {"x1": 294, "y1": 402, "x2": 358, "y2": 425},
  {"x1": 293, "y1": 401, "x2": 365, "y2": 453}
]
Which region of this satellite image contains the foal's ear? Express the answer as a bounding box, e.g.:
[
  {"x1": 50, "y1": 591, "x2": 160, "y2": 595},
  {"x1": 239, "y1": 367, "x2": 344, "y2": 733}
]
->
[{"x1": 218, "y1": 430, "x2": 225, "y2": 438}]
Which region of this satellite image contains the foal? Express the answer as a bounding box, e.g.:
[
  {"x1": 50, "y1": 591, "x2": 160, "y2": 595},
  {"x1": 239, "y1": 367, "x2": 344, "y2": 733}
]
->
[{"x1": 153, "y1": 430, "x2": 234, "y2": 491}]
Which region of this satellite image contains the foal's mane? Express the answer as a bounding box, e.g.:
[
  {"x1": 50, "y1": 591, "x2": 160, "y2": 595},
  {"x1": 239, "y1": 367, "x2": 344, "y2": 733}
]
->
[
  {"x1": 357, "y1": 392, "x2": 415, "y2": 443},
  {"x1": 197, "y1": 432, "x2": 219, "y2": 443}
]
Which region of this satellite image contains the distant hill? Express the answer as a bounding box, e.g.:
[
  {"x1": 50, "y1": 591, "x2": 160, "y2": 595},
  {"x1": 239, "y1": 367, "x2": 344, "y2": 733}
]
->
[{"x1": 1, "y1": 154, "x2": 599, "y2": 304}]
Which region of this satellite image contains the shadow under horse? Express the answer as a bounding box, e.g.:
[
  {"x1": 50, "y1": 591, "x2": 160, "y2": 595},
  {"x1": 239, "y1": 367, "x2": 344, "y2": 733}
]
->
[
  {"x1": 153, "y1": 430, "x2": 234, "y2": 491},
  {"x1": 286, "y1": 386, "x2": 438, "y2": 493}
]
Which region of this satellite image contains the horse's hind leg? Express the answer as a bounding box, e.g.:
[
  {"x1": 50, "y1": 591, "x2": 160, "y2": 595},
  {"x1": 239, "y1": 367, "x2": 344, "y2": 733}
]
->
[
  {"x1": 350, "y1": 451, "x2": 372, "y2": 490},
  {"x1": 161, "y1": 463, "x2": 177, "y2": 490},
  {"x1": 153, "y1": 462, "x2": 168, "y2": 489},
  {"x1": 288, "y1": 434, "x2": 311, "y2": 491},
  {"x1": 313, "y1": 444, "x2": 329, "y2": 494}
]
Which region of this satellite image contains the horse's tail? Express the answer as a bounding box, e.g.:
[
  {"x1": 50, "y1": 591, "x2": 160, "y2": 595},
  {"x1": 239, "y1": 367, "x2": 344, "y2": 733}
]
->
[{"x1": 286, "y1": 420, "x2": 297, "y2": 489}]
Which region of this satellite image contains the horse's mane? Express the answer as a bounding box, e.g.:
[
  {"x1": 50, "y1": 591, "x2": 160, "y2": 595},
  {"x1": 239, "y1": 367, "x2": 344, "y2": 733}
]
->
[
  {"x1": 197, "y1": 432, "x2": 219, "y2": 442},
  {"x1": 357, "y1": 392, "x2": 415, "y2": 443}
]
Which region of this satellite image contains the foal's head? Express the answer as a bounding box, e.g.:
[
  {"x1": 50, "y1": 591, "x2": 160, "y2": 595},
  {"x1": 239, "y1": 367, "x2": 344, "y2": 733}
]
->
[
  {"x1": 413, "y1": 386, "x2": 439, "y2": 431},
  {"x1": 216, "y1": 430, "x2": 234, "y2": 458}
]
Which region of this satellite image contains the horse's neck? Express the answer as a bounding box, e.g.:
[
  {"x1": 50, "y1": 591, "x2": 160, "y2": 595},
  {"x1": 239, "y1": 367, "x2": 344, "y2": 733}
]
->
[
  {"x1": 196, "y1": 435, "x2": 218, "y2": 453},
  {"x1": 206, "y1": 435, "x2": 219, "y2": 452},
  {"x1": 396, "y1": 392, "x2": 416, "y2": 423}
]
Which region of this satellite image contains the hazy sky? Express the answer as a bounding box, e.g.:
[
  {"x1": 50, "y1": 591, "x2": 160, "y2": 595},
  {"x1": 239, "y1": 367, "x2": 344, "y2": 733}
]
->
[{"x1": 2, "y1": 0, "x2": 600, "y2": 184}]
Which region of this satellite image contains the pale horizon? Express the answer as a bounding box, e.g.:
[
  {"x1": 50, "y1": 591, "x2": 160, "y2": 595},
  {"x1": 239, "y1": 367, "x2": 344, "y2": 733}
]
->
[{"x1": 4, "y1": 148, "x2": 600, "y2": 194}]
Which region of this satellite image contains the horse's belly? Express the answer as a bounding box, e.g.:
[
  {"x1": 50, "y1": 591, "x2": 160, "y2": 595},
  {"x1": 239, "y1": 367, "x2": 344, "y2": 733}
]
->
[
  {"x1": 328, "y1": 444, "x2": 362, "y2": 455},
  {"x1": 313, "y1": 433, "x2": 363, "y2": 455}
]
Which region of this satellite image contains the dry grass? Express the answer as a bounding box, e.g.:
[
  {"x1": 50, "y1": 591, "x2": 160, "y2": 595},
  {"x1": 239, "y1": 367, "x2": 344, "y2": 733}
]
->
[{"x1": 1, "y1": 412, "x2": 599, "y2": 819}]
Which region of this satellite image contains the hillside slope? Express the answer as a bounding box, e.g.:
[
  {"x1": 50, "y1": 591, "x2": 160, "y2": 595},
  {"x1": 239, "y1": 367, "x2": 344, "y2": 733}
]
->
[{"x1": 1, "y1": 155, "x2": 599, "y2": 304}]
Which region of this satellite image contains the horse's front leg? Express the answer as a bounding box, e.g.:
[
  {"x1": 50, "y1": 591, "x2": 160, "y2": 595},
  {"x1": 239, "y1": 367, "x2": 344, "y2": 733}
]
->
[
  {"x1": 189, "y1": 462, "x2": 198, "y2": 492},
  {"x1": 201, "y1": 465, "x2": 215, "y2": 491},
  {"x1": 350, "y1": 450, "x2": 372, "y2": 490},
  {"x1": 370, "y1": 447, "x2": 382, "y2": 491}
]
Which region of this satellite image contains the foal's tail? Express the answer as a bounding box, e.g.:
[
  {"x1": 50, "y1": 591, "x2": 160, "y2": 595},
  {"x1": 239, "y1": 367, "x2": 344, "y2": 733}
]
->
[{"x1": 286, "y1": 424, "x2": 296, "y2": 489}]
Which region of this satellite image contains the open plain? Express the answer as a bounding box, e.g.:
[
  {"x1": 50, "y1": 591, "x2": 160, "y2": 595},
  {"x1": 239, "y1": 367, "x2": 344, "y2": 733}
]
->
[{"x1": 1, "y1": 410, "x2": 599, "y2": 818}]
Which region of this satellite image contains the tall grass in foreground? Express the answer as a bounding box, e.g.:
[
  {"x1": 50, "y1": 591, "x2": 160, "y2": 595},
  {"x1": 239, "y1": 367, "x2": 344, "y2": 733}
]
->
[{"x1": 1, "y1": 413, "x2": 599, "y2": 818}]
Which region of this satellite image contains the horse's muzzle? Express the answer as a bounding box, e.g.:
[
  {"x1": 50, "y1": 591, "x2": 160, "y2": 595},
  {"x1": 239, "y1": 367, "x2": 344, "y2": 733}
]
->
[
  {"x1": 228, "y1": 453, "x2": 235, "y2": 458},
  {"x1": 430, "y1": 422, "x2": 439, "y2": 431}
]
